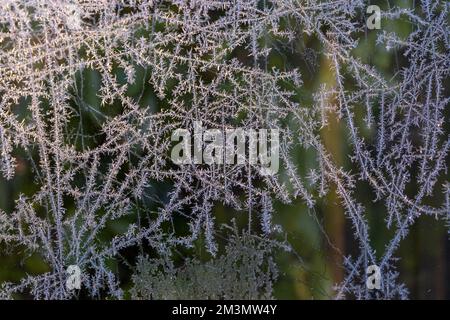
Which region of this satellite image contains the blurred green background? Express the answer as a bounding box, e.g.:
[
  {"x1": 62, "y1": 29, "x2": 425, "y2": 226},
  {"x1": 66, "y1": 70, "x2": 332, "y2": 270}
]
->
[{"x1": 0, "y1": 0, "x2": 448, "y2": 299}]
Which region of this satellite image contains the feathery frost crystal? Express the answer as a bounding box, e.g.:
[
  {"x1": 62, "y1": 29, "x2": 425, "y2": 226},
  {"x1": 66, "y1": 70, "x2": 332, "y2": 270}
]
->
[{"x1": 0, "y1": 0, "x2": 448, "y2": 299}]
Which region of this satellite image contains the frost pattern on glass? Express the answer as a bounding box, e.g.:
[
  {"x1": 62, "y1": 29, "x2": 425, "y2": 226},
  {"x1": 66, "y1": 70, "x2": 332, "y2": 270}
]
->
[{"x1": 0, "y1": 0, "x2": 448, "y2": 299}]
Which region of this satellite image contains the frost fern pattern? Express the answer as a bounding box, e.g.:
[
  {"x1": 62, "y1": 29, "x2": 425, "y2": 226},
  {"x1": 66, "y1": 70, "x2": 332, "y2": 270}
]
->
[{"x1": 0, "y1": 0, "x2": 448, "y2": 299}]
